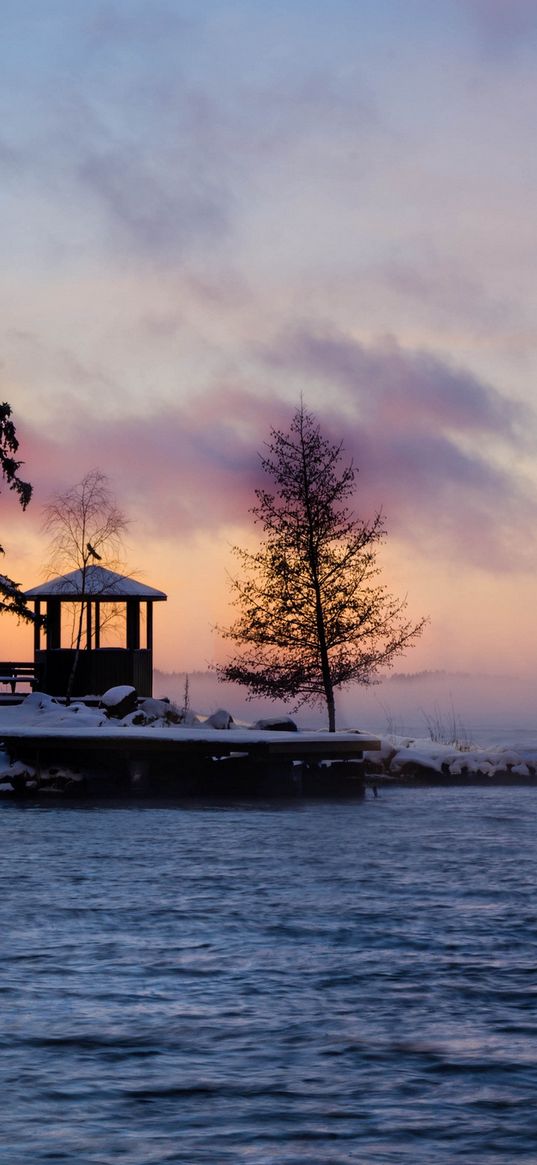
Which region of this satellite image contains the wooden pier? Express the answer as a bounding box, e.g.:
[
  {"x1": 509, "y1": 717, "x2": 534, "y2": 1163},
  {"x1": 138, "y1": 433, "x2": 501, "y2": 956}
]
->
[{"x1": 0, "y1": 726, "x2": 380, "y2": 798}]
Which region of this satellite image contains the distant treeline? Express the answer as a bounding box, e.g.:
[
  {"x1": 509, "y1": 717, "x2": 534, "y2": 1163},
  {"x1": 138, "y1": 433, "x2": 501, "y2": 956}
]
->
[
  {"x1": 155, "y1": 668, "x2": 475, "y2": 689},
  {"x1": 388, "y1": 669, "x2": 471, "y2": 683},
  {"x1": 154, "y1": 669, "x2": 213, "y2": 682}
]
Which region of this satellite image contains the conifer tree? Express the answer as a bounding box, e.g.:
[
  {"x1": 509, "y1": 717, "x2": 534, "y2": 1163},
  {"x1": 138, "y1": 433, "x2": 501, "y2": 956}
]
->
[
  {"x1": 219, "y1": 404, "x2": 427, "y2": 731},
  {"x1": 0, "y1": 403, "x2": 33, "y2": 622}
]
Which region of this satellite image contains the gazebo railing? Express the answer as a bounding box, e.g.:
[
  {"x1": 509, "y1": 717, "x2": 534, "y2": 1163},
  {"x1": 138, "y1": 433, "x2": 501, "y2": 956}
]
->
[{"x1": 35, "y1": 648, "x2": 152, "y2": 698}]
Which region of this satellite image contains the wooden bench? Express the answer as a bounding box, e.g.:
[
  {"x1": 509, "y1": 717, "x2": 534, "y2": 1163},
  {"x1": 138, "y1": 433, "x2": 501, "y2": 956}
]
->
[{"x1": 0, "y1": 662, "x2": 38, "y2": 694}]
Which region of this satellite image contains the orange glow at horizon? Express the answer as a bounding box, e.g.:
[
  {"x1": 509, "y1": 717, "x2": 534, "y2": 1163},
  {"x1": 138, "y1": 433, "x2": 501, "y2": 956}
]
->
[{"x1": 3, "y1": 524, "x2": 537, "y2": 684}]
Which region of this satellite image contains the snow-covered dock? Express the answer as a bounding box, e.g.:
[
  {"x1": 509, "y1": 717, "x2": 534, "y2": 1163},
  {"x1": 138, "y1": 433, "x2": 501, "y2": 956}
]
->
[{"x1": 0, "y1": 693, "x2": 379, "y2": 798}]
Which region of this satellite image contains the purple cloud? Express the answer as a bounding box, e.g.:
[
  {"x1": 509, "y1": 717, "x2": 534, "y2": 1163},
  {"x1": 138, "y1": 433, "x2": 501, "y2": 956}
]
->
[
  {"x1": 262, "y1": 328, "x2": 528, "y2": 440},
  {"x1": 258, "y1": 327, "x2": 536, "y2": 569},
  {"x1": 76, "y1": 143, "x2": 228, "y2": 262},
  {"x1": 457, "y1": 0, "x2": 537, "y2": 43}
]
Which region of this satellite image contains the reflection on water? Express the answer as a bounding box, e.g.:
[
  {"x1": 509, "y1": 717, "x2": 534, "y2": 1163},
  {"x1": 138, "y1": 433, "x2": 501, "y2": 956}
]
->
[{"x1": 2, "y1": 789, "x2": 537, "y2": 1163}]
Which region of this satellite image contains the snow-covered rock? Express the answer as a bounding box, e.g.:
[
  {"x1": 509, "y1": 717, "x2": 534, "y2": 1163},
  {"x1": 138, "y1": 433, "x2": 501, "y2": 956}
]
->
[
  {"x1": 390, "y1": 747, "x2": 449, "y2": 774},
  {"x1": 100, "y1": 686, "x2": 138, "y2": 718},
  {"x1": 205, "y1": 709, "x2": 234, "y2": 729},
  {"x1": 101, "y1": 685, "x2": 137, "y2": 707},
  {"x1": 138, "y1": 697, "x2": 183, "y2": 725},
  {"x1": 253, "y1": 716, "x2": 298, "y2": 732},
  {"x1": 139, "y1": 697, "x2": 171, "y2": 718}
]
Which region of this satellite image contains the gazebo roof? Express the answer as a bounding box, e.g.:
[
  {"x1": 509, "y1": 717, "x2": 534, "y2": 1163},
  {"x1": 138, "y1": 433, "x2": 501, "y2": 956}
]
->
[{"x1": 25, "y1": 565, "x2": 167, "y2": 602}]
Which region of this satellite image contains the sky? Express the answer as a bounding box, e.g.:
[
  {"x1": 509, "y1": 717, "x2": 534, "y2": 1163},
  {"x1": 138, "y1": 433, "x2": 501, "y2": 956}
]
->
[{"x1": 2, "y1": 0, "x2": 537, "y2": 687}]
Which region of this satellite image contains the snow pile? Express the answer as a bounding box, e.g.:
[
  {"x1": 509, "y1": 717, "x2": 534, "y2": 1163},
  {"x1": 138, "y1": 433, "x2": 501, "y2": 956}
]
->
[
  {"x1": 0, "y1": 690, "x2": 191, "y2": 731},
  {"x1": 363, "y1": 733, "x2": 537, "y2": 780},
  {"x1": 5, "y1": 691, "x2": 108, "y2": 728},
  {"x1": 0, "y1": 690, "x2": 258, "y2": 738}
]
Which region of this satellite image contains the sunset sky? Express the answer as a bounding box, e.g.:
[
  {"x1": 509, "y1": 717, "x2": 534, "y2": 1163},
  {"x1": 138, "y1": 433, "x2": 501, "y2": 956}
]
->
[{"x1": 2, "y1": 0, "x2": 537, "y2": 680}]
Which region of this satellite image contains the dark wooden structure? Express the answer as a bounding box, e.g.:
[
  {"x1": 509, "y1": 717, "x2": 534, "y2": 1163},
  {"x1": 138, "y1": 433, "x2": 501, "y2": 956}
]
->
[
  {"x1": 0, "y1": 662, "x2": 38, "y2": 693},
  {"x1": 0, "y1": 725, "x2": 380, "y2": 798},
  {"x1": 24, "y1": 566, "x2": 167, "y2": 697}
]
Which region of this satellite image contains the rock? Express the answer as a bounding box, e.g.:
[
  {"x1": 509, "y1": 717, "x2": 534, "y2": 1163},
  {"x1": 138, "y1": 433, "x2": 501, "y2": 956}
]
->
[
  {"x1": 100, "y1": 685, "x2": 138, "y2": 719},
  {"x1": 254, "y1": 717, "x2": 298, "y2": 732},
  {"x1": 10, "y1": 772, "x2": 28, "y2": 795},
  {"x1": 64, "y1": 776, "x2": 86, "y2": 795},
  {"x1": 206, "y1": 709, "x2": 234, "y2": 729},
  {"x1": 127, "y1": 711, "x2": 150, "y2": 725},
  {"x1": 139, "y1": 697, "x2": 170, "y2": 719},
  {"x1": 139, "y1": 698, "x2": 183, "y2": 725},
  {"x1": 363, "y1": 756, "x2": 386, "y2": 774}
]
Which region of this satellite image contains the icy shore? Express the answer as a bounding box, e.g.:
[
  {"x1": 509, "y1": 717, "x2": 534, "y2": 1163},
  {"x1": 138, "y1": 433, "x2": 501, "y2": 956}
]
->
[
  {"x1": 1, "y1": 690, "x2": 537, "y2": 790},
  {"x1": 364, "y1": 734, "x2": 537, "y2": 782}
]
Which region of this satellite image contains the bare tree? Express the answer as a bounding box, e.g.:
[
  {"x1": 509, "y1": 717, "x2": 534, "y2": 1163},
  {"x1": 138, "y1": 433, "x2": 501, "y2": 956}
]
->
[
  {"x1": 0, "y1": 402, "x2": 34, "y2": 622},
  {"x1": 219, "y1": 404, "x2": 427, "y2": 731},
  {"x1": 43, "y1": 470, "x2": 128, "y2": 701}
]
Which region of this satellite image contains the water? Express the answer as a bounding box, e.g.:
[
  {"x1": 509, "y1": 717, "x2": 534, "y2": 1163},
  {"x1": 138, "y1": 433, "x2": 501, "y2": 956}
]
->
[{"x1": 2, "y1": 790, "x2": 537, "y2": 1164}]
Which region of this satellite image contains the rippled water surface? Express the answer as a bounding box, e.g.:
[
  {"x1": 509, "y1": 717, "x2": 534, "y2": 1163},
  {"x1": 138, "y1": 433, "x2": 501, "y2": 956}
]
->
[{"x1": 2, "y1": 788, "x2": 537, "y2": 1163}]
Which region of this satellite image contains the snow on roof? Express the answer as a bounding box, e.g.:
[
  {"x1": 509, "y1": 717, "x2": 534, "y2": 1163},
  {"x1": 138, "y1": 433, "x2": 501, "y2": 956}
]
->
[{"x1": 24, "y1": 565, "x2": 167, "y2": 601}]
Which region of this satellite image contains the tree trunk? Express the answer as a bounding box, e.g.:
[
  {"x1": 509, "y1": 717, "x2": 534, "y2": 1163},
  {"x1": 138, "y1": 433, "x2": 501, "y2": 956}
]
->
[
  {"x1": 299, "y1": 413, "x2": 337, "y2": 732},
  {"x1": 65, "y1": 600, "x2": 85, "y2": 706},
  {"x1": 326, "y1": 686, "x2": 336, "y2": 733},
  {"x1": 312, "y1": 578, "x2": 336, "y2": 731},
  {"x1": 318, "y1": 616, "x2": 336, "y2": 731},
  {"x1": 65, "y1": 560, "x2": 88, "y2": 705}
]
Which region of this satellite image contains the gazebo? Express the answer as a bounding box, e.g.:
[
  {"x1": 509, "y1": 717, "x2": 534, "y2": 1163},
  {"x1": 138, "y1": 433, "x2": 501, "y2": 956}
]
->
[{"x1": 25, "y1": 565, "x2": 167, "y2": 697}]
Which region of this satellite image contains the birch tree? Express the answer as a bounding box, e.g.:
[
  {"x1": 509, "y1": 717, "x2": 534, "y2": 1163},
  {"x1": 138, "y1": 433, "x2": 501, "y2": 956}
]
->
[{"x1": 43, "y1": 470, "x2": 128, "y2": 701}]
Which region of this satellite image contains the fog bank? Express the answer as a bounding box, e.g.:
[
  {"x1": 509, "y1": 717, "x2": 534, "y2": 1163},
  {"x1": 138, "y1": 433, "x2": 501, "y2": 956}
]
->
[{"x1": 154, "y1": 669, "x2": 537, "y2": 744}]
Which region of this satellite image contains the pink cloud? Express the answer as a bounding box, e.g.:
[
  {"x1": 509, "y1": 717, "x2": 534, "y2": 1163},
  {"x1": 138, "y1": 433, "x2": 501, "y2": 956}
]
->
[
  {"x1": 12, "y1": 331, "x2": 537, "y2": 576},
  {"x1": 18, "y1": 388, "x2": 291, "y2": 539}
]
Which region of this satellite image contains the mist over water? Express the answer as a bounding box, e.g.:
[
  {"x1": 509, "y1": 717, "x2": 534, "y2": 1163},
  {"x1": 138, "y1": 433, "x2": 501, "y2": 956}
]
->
[
  {"x1": 155, "y1": 670, "x2": 537, "y2": 745},
  {"x1": 2, "y1": 790, "x2": 537, "y2": 1163}
]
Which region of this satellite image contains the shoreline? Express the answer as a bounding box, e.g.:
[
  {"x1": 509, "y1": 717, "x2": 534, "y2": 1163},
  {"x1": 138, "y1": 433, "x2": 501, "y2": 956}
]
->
[
  {"x1": 2, "y1": 691, "x2": 537, "y2": 796},
  {"x1": 366, "y1": 772, "x2": 537, "y2": 788}
]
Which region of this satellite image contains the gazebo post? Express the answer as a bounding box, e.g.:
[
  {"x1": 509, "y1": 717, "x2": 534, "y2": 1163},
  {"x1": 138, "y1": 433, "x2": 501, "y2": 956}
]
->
[
  {"x1": 46, "y1": 599, "x2": 61, "y2": 650},
  {"x1": 33, "y1": 600, "x2": 41, "y2": 654},
  {"x1": 126, "y1": 599, "x2": 140, "y2": 650},
  {"x1": 94, "y1": 603, "x2": 101, "y2": 650},
  {"x1": 86, "y1": 601, "x2": 92, "y2": 650},
  {"x1": 146, "y1": 601, "x2": 153, "y2": 651}
]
